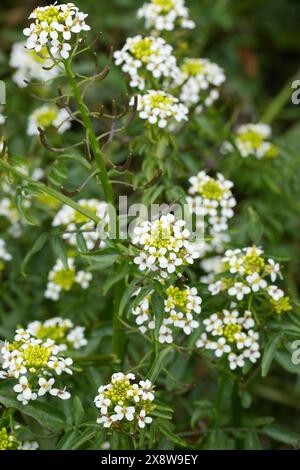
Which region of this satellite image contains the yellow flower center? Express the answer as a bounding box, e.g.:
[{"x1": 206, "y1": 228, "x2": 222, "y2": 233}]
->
[
  {"x1": 148, "y1": 93, "x2": 174, "y2": 109},
  {"x1": 52, "y1": 267, "x2": 76, "y2": 290},
  {"x1": 131, "y1": 38, "x2": 157, "y2": 62},
  {"x1": 238, "y1": 129, "x2": 264, "y2": 150},
  {"x1": 223, "y1": 324, "x2": 242, "y2": 343},
  {"x1": 153, "y1": 0, "x2": 175, "y2": 12},
  {"x1": 166, "y1": 286, "x2": 188, "y2": 310},
  {"x1": 182, "y1": 59, "x2": 205, "y2": 76},
  {"x1": 30, "y1": 47, "x2": 49, "y2": 63},
  {"x1": 242, "y1": 253, "x2": 265, "y2": 275},
  {"x1": 36, "y1": 108, "x2": 58, "y2": 128},
  {"x1": 104, "y1": 378, "x2": 131, "y2": 403},
  {"x1": 198, "y1": 179, "x2": 224, "y2": 200},
  {"x1": 35, "y1": 325, "x2": 67, "y2": 342},
  {"x1": 23, "y1": 344, "x2": 51, "y2": 368},
  {"x1": 35, "y1": 5, "x2": 67, "y2": 25}
]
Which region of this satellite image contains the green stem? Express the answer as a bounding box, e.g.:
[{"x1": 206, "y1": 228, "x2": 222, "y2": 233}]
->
[
  {"x1": 112, "y1": 279, "x2": 127, "y2": 364},
  {"x1": 0, "y1": 159, "x2": 100, "y2": 223},
  {"x1": 63, "y1": 60, "x2": 115, "y2": 207},
  {"x1": 231, "y1": 381, "x2": 244, "y2": 450}
]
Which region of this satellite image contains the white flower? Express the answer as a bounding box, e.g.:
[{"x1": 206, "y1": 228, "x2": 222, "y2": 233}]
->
[
  {"x1": 178, "y1": 313, "x2": 199, "y2": 335},
  {"x1": 0, "y1": 238, "x2": 12, "y2": 262},
  {"x1": 222, "y1": 123, "x2": 277, "y2": 159},
  {"x1": 267, "y1": 285, "x2": 284, "y2": 301},
  {"x1": 114, "y1": 35, "x2": 178, "y2": 91},
  {"x1": 246, "y1": 272, "x2": 267, "y2": 292},
  {"x1": 38, "y1": 377, "x2": 55, "y2": 396},
  {"x1": 187, "y1": 172, "x2": 235, "y2": 256},
  {"x1": 24, "y1": 4, "x2": 90, "y2": 59},
  {"x1": 49, "y1": 387, "x2": 71, "y2": 400},
  {"x1": 228, "y1": 353, "x2": 245, "y2": 370},
  {"x1": 9, "y1": 41, "x2": 60, "y2": 88},
  {"x1": 66, "y1": 326, "x2": 87, "y2": 349},
  {"x1": 112, "y1": 405, "x2": 135, "y2": 422},
  {"x1": 158, "y1": 325, "x2": 173, "y2": 344},
  {"x1": 138, "y1": 380, "x2": 154, "y2": 401},
  {"x1": 266, "y1": 259, "x2": 281, "y2": 282},
  {"x1": 9, "y1": 357, "x2": 27, "y2": 378},
  {"x1": 137, "y1": 0, "x2": 195, "y2": 32},
  {"x1": 97, "y1": 415, "x2": 113, "y2": 428},
  {"x1": 228, "y1": 282, "x2": 251, "y2": 301},
  {"x1": 132, "y1": 214, "x2": 199, "y2": 278},
  {"x1": 138, "y1": 409, "x2": 152, "y2": 428},
  {"x1": 13, "y1": 376, "x2": 32, "y2": 401},
  {"x1": 27, "y1": 105, "x2": 72, "y2": 136},
  {"x1": 133, "y1": 91, "x2": 188, "y2": 128},
  {"x1": 48, "y1": 356, "x2": 73, "y2": 375},
  {"x1": 175, "y1": 58, "x2": 225, "y2": 111},
  {"x1": 211, "y1": 337, "x2": 231, "y2": 358},
  {"x1": 53, "y1": 199, "x2": 109, "y2": 250},
  {"x1": 75, "y1": 271, "x2": 92, "y2": 289}
]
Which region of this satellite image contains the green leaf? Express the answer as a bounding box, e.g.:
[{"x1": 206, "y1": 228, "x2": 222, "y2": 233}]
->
[
  {"x1": 76, "y1": 231, "x2": 88, "y2": 253},
  {"x1": 0, "y1": 384, "x2": 66, "y2": 432},
  {"x1": 151, "y1": 293, "x2": 165, "y2": 337},
  {"x1": 147, "y1": 347, "x2": 172, "y2": 383},
  {"x1": 57, "y1": 430, "x2": 77, "y2": 450},
  {"x1": 51, "y1": 235, "x2": 69, "y2": 270},
  {"x1": 21, "y1": 233, "x2": 49, "y2": 275},
  {"x1": 159, "y1": 421, "x2": 187, "y2": 448},
  {"x1": 275, "y1": 350, "x2": 300, "y2": 375},
  {"x1": 72, "y1": 396, "x2": 84, "y2": 427},
  {"x1": 261, "y1": 333, "x2": 282, "y2": 377},
  {"x1": 263, "y1": 424, "x2": 300, "y2": 447},
  {"x1": 57, "y1": 154, "x2": 92, "y2": 170},
  {"x1": 247, "y1": 207, "x2": 264, "y2": 244},
  {"x1": 244, "y1": 432, "x2": 262, "y2": 450},
  {"x1": 15, "y1": 190, "x2": 38, "y2": 226},
  {"x1": 191, "y1": 400, "x2": 216, "y2": 427},
  {"x1": 71, "y1": 429, "x2": 97, "y2": 450}
]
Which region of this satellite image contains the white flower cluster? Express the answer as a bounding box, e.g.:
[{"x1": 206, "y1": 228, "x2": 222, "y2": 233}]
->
[
  {"x1": 134, "y1": 90, "x2": 188, "y2": 128},
  {"x1": 0, "y1": 329, "x2": 73, "y2": 404},
  {"x1": 0, "y1": 196, "x2": 23, "y2": 238},
  {"x1": 23, "y1": 3, "x2": 90, "y2": 59},
  {"x1": 200, "y1": 255, "x2": 224, "y2": 284},
  {"x1": 9, "y1": 41, "x2": 60, "y2": 88},
  {"x1": 94, "y1": 372, "x2": 155, "y2": 429},
  {"x1": 52, "y1": 199, "x2": 108, "y2": 250},
  {"x1": 18, "y1": 440, "x2": 39, "y2": 450},
  {"x1": 208, "y1": 246, "x2": 285, "y2": 301},
  {"x1": 133, "y1": 285, "x2": 202, "y2": 343},
  {"x1": 196, "y1": 308, "x2": 260, "y2": 370},
  {"x1": 0, "y1": 238, "x2": 12, "y2": 264},
  {"x1": 133, "y1": 213, "x2": 200, "y2": 278},
  {"x1": 27, "y1": 104, "x2": 71, "y2": 136},
  {"x1": 45, "y1": 258, "x2": 92, "y2": 301},
  {"x1": 27, "y1": 317, "x2": 87, "y2": 350},
  {"x1": 137, "y1": 0, "x2": 195, "y2": 31},
  {"x1": 187, "y1": 172, "x2": 236, "y2": 255},
  {"x1": 222, "y1": 123, "x2": 278, "y2": 159},
  {"x1": 176, "y1": 58, "x2": 226, "y2": 111},
  {"x1": 114, "y1": 35, "x2": 178, "y2": 91}
]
